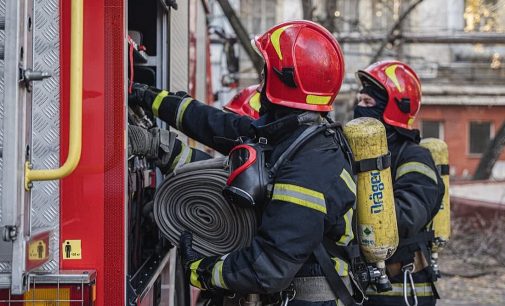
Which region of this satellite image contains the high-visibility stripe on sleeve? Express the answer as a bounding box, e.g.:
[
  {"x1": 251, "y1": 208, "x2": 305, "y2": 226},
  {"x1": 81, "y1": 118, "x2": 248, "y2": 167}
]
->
[
  {"x1": 272, "y1": 183, "x2": 327, "y2": 214},
  {"x1": 337, "y1": 208, "x2": 354, "y2": 246},
  {"x1": 395, "y1": 161, "x2": 438, "y2": 183},
  {"x1": 189, "y1": 259, "x2": 204, "y2": 288},
  {"x1": 152, "y1": 90, "x2": 169, "y2": 117},
  {"x1": 174, "y1": 144, "x2": 192, "y2": 170},
  {"x1": 211, "y1": 260, "x2": 228, "y2": 289},
  {"x1": 175, "y1": 97, "x2": 193, "y2": 130},
  {"x1": 340, "y1": 169, "x2": 356, "y2": 196},
  {"x1": 170, "y1": 142, "x2": 192, "y2": 171}
]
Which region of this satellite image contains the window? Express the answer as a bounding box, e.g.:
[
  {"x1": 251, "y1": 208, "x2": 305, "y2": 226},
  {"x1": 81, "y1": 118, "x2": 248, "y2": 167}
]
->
[
  {"x1": 421, "y1": 121, "x2": 444, "y2": 140},
  {"x1": 469, "y1": 121, "x2": 493, "y2": 155},
  {"x1": 464, "y1": 0, "x2": 505, "y2": 33},
  {"x1": 240, "y1": 0, "x2": 277, "y2": 36},
  {"x1": 372, "y1": 0, "x2": 400, "y2": 32}
]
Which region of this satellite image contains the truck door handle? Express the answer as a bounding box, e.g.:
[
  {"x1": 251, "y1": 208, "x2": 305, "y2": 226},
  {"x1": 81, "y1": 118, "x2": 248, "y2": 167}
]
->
[{"x1": 25, "y1": 0, "x2": 83, "y2": 190}]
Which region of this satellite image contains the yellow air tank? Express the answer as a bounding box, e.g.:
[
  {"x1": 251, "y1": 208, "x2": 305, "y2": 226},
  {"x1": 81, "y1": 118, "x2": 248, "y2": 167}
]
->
[
  {"x1": 343, "y1": 117, "x2": 398, "y2": 291},
  {"x1": 420, "y1": 138, "x2": 451, "y2": 277}
]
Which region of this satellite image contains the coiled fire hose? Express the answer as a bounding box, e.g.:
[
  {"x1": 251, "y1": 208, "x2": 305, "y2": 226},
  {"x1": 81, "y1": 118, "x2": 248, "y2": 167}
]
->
[{"x1": 153, "y1": 157, "x2": 257, "y2": 256}]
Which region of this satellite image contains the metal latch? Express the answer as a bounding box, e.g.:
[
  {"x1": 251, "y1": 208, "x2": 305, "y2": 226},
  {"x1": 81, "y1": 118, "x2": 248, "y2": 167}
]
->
[
  {"x1": 20, "y1": 68, "x2": 52, "y2": 91},
  {"x1": 2, "y1": 225, "x2": 17, "y2": 242},
  {"x1": 159, "y1": 0, "x2": 178, "y2": 11}
]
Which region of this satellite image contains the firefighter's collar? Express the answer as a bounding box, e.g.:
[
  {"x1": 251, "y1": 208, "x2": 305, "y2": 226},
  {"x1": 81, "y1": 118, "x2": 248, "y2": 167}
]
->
[{"x1": 251, "y1": 112, "x2": 322, "y2": 143}]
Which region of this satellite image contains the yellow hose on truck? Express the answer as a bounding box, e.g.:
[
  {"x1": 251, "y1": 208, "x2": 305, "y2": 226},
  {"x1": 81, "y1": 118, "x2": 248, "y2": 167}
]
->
[{"x1": 343, "y1": 117, "x2": 399, "y2": 292}]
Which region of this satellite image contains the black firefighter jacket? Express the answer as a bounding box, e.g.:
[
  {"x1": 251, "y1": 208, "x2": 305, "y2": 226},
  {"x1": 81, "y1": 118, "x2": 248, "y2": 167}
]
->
[
  {"x1": 364, "y1": 130, "x2": 443, "y2": 306},
  {"x1": 387, "y1": 131, "x2": 444, "y2": 279},
  {"x1": 154, "y1": 94, "x2": 356, "y2": 303}
]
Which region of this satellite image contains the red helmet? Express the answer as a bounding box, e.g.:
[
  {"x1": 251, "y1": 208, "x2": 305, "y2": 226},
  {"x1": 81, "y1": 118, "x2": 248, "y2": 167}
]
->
[
  {"x1": 252, "y1": 20, "x2": 345, "y2": 112},
  {"x1": 223, "y1": 85, "x2": 261, "y2": 119},
  {"x1": 356, "y1": 61, "x2": 422, "y2": 129}
]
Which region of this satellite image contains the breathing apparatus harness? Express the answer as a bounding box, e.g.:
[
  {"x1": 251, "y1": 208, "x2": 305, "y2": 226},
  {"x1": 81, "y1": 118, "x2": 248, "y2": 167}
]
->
[
  {"x1": 222, "y1": 112, "x2": 370, "y2": 306},
  {"x1": 222, "y1": 111, "x2": 324, "y2": 209}
]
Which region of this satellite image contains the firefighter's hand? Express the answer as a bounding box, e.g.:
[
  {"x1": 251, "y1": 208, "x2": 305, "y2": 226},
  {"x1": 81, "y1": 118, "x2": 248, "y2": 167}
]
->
[
  {"x1": 128, "y1": 82, "x2": 148, "y2": 106},
  {"x1": 179, "y1": 231, "x2": 204, "y2": 267},
  {"x1": 179, "y1": 231, "x2": 223, "y2": 290},
  {"x1": 128, "y1": 82, "x2": 162, "y2": 113},
  {"x1": 129, "y1": 82, "x2": 191, "y2": 115}
]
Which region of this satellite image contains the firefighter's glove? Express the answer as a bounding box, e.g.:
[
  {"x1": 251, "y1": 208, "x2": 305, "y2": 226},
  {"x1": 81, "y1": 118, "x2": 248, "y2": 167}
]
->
[
  {"x1": 128, "y1": 82, "x2": 161, "y2": 112},
  {"x1": 153, "y1": 128, "x2": 178, "y2": 170},
  {"x1": 179, "y1": 231, "x2": 222, "y2": 290},
  {"x1": 129, "y1": 82, "x2": 191, "y2": 116},
  {"x1": 127, "y1": 126, "x2": 177, "y2": 166}
]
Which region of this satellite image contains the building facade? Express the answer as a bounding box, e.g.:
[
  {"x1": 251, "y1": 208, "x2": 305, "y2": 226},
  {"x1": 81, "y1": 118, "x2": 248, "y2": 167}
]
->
[{"x1": 207, "y1": 0, "x2": 505, "y2": 178}]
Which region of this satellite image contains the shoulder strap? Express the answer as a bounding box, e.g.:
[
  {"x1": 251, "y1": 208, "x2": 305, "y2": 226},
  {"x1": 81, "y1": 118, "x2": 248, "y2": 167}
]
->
[
  {"x1": 387, "y1": 230, "x2": 435, "y2": 266},
  {"x1": 394, "y1": 141, "x2": 409, "y2": 169},
  {"x1": 313, "y1": 243, "x2": 358, "y2": 306},
  {"x1": 397, "y1": 230, "x2": 435, "y2": 248},
  {"x1": 322, "y1": 237, "x2": 360, "y2": 263},
  {"x1": 333, "y1": 124, "x2": 355, "y2": 168},
  {"x1": 268, "y1": 124, "x2": 327, "y2": 177}
]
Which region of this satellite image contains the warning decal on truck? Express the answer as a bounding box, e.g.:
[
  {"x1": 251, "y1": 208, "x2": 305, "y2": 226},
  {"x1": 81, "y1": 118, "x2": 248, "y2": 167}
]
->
[
  {"x1": 62, "y1": 240, "x2": 82, "y2": 259},
  {"x1": 28, "y1": 240, "x2": 48, "y2": 260}
]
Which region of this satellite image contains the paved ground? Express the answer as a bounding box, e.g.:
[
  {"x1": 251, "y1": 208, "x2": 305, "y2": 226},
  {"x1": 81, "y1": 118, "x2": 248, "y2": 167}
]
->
[{"x1": 436, "y1": 255, "x2": 505, "y2": 306}]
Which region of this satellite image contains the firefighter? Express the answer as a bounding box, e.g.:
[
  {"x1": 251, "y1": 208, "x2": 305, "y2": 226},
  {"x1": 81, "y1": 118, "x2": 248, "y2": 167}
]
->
[
  {"x1": 353, "y1": 61, "x2": 444, "y2": 306},
  {"x1": 130, "y1": 20, "x2": 357, "y2": 305},
  {"x1": 223, "y1": 84, "x2": 261, "y2": 119}
]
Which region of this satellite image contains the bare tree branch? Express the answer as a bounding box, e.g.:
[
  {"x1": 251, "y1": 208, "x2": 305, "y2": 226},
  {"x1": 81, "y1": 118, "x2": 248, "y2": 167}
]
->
[
  {"x1": 369, "y1": 0, "x2": 425, "y2": 64},
  {"x1": 335, "y1": 15, "x2": 374, "y2": 35},
  {"x1": 216, "y1": 0, "x2": 263, "y2": 75},
  {"x1": 473, "y1": 122, "x2": 505, "y2": 180},
  {"x1": 302, "y1": 0, "x2": 314, "y2": 20},
  {"x1": 323, "y1": 0, "x2": 337, "y2": 33}
]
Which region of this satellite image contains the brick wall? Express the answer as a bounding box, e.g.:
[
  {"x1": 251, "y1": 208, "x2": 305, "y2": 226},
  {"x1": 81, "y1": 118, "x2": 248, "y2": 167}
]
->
[{"x1": 415, "y1": 105, "x2": 505, "y2": 178}]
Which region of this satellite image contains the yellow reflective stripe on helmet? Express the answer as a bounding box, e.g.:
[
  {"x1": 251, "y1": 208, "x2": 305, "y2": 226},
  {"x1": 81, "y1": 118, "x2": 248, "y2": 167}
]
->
[
  {"x1": 337, "y1": 208, "x2": 354, "y2": 246},
  {"x1": 340, "y1": 169, "x2": 356, "y2": 196},
  {"x1": 189, "y1": 259, "x2": 204, "y2": 288},
  {"x1": 152, "y1": 90, "x2": 169, "y2": 117},
  {"x1": 396, "y1": 161, "x2": 438, "y2": 183},
  {"x1": 407, "y1": 117, "x2": 415, "y2": 128},
  {"x1": 249, "y1": 92, "x2": 261, "y2": 112},
  {"x1": 306, "y1": 95, "x2": 332, "y2": 105},
  {"x1": 385, "y1": 64, "x2": 403, "y2": 92},
  {"x1": 175, "y1": 97, "x2": 193, "y2": 130},
  {"x1": 211, "y1": 260, "x2": 228, "y2": 289},
  {"x1": 333, "y1": 257, "x2": 349, "y2": 277},
  {"x1": 272, "y1": 183, "x2": 326, "y2": 214},
  {"x1": 366, "y1": 282, "x2": 434, "y2": 297},
  {"x1": 270, "y1": 25, "x2": 292, "y2": 60}
]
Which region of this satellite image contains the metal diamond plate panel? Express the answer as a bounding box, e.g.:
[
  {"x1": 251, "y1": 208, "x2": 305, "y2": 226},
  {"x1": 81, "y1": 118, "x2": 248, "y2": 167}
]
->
[
  {"x1": 0, "y1": 0, "x2": 6, "y2": 273},
  {"x1": 30, "y1": 0, "x2": 60, "y2": 273},
  {"x1": 0, "y1": 0, "x2": 5, "y2": 225},
  {"x1": 170, "y1": 0, "x2": 189, "y2": 91}
]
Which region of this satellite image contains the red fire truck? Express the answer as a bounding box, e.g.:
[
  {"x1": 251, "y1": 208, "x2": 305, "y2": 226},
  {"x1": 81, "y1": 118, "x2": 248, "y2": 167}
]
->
[{"x1": 0, "y1": 0, "x2": 213, "y2": 305}]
